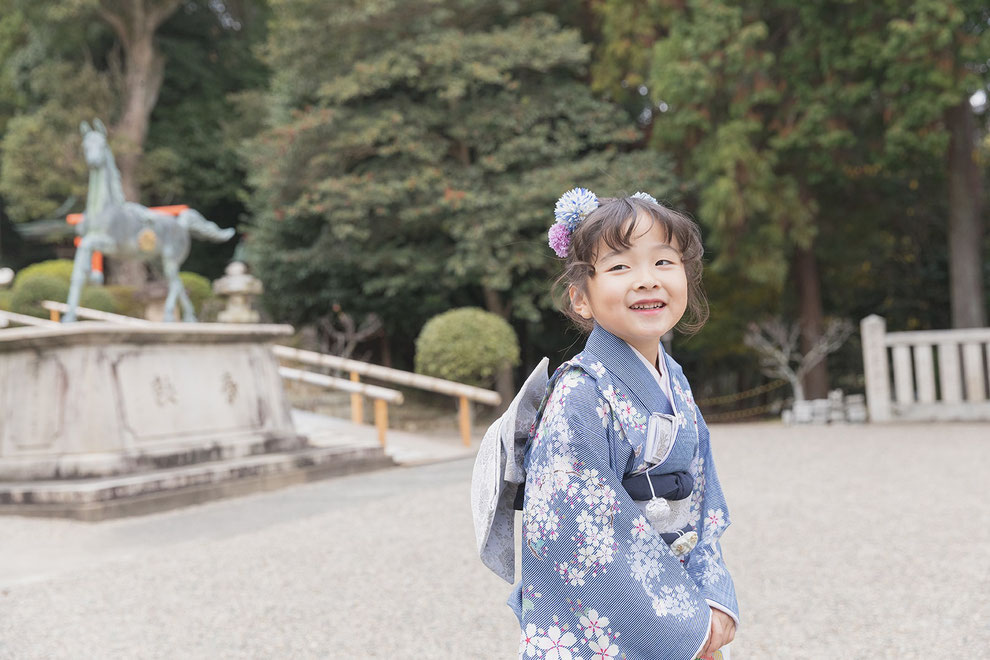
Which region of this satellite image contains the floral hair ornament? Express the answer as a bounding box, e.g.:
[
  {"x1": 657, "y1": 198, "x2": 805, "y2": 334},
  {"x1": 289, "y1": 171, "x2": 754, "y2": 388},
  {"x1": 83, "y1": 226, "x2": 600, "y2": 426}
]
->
[
  {"x1": 548, "y1": 187, "x2": 599, "y2": 258},
  {"x1": 631, "y1": 191, "x2": 659, "y2": 205}
]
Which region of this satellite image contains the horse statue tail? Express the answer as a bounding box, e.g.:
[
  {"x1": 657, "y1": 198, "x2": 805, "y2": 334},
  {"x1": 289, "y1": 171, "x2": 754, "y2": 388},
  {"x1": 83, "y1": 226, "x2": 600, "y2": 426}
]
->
[{"x1": 177, "y1": 209, "x2": 236, "y2": 242}]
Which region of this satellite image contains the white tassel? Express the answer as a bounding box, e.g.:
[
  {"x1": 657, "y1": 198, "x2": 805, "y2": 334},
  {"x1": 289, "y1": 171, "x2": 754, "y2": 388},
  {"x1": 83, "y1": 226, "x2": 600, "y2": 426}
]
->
[{"x1": 644, "y1": 497, "x2": 672, "y2": 528}]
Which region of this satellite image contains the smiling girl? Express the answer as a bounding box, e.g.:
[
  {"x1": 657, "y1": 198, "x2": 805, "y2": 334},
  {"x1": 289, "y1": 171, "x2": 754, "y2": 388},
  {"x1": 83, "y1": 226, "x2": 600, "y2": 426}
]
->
[{"x1": 508, "y1": 189, "x2": 739, "y2": 660}]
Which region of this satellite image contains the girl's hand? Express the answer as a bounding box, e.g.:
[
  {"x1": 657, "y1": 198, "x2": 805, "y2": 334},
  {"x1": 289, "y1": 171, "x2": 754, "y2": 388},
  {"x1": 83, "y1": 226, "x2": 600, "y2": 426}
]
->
[{"x1": 699, "y1": 607, "x2": 735, "y2": 658}]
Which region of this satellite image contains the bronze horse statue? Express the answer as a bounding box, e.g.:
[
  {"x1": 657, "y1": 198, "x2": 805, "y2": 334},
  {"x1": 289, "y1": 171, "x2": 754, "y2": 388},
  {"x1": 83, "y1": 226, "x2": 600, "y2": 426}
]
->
[{"x1": 64, "y1": 119, "x2": 234, "y2": 322}]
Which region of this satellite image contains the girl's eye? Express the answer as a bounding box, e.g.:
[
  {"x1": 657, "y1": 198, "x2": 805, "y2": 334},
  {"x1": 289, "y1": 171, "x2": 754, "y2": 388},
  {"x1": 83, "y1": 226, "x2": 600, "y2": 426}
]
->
[
  {"x1": 656, "y1": 259, "x2": 674, "y2": 267},
  {"x1": 607, "y1": 264, "x2": 628, "y2": 272}
]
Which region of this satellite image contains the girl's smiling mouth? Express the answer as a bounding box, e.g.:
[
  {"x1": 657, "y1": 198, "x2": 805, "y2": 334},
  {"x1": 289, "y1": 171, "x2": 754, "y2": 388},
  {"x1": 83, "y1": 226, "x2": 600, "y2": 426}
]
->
[{"x1": 630, "y1": 299, "x2": 667, "y2": 311}]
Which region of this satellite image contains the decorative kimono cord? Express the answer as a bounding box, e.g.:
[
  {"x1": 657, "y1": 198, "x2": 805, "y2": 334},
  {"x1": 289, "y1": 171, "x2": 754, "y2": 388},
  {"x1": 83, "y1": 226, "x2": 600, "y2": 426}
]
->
[{"x1": 644, "y1": 467, "x2": 699, "y2": 557}]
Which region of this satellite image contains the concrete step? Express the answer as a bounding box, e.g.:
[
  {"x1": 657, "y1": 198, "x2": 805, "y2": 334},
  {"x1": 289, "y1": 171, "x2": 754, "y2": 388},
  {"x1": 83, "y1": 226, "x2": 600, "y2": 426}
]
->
[{"x1": 0, "y1": 443, "x2": 394, "y2": 522}]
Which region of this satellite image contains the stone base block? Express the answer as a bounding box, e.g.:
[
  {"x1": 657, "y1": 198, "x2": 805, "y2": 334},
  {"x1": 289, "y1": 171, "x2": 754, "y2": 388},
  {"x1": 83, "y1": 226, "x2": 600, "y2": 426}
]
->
[{"x1": 0, "y1": 443, "x2": 394, "y2": 522}]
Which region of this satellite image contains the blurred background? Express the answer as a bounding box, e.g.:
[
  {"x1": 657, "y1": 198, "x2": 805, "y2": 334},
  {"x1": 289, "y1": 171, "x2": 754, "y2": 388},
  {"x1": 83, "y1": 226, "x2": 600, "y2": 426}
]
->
[{"x1": 0, "y1": 0, "x2": 987, "y2": 416}]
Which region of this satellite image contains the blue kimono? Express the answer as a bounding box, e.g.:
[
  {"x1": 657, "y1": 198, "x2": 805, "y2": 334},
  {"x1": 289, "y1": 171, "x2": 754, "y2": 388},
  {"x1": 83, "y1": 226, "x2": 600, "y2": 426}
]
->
[{"x1": 510, "y1": 325, "x2": 738, "y2": 660}]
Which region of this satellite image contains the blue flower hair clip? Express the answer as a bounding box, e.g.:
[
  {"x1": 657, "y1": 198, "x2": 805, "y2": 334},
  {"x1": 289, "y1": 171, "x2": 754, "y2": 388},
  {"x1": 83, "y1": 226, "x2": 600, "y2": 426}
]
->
[
  {"x1": 631, "y1": 191, "x2": 659, "y2": 205},
  {"x1": 547, "y1": 189, "x2": 660, "y2": 258},
  {"x1": 548, "y1": 187, "x2": 598, "y2": 258}
]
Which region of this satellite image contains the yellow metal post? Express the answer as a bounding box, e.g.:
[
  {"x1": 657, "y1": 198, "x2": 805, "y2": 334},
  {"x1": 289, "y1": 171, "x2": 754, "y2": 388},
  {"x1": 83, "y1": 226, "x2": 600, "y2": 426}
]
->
[
  {"x1": 374, "y1": 399, "x2": 388, "y2": 447},
  {"x1": 350, "y1": 371, "x2": 363, "y2": 424},
  {"x1": 49, "y1": 309, "x2": 60, "y2": 322},
  {"x1": 458, "y1": 395, "x2": 472, "y2": 447}
]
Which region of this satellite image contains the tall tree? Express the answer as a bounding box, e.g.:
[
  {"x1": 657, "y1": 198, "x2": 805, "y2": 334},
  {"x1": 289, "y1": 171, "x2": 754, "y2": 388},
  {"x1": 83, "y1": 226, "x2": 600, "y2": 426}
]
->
[
  {"x1": 591, "y1": 0, "x2": 989, "y2": 398},
  {"x1": 246, "y1": 0, "x2": 681, "y2": 386},
  {"x1": 93, "y1": 0, "x2": 184, "y2": 202},
  {"x1": 878, "y1": 0, "x2": 989, "y2": 328},
  {"x1": 593, "y1": 0, "x2": 843, "y2": 397},
  {"x1": 0, "y1": 0, "x2": 267, "y2": 280}
]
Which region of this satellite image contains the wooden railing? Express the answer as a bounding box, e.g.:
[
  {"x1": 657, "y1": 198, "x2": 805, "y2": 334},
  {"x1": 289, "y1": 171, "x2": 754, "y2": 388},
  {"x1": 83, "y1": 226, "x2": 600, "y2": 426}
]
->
[
  {"x1": 271, "y1": 345, "x2": 501, "y2": 446},
  {"x1": 42, "y1": 301, "x2": 149, "y2": 325},
  {"x1": 861, "y1": 315, "x2": 990, "y2": 422},
  {"x1": 278, "y1": 367, "x2": 402, "y2": 446},
  {"x1": 0, "y1": 309, "x2": 61, "y2": 328}
]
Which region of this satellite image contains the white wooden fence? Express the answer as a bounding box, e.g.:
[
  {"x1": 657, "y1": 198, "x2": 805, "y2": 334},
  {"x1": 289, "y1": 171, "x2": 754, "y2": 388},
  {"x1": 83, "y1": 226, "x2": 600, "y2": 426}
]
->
[{"x1": 861, "y1": 315, "x2": 990, "y2": 422}]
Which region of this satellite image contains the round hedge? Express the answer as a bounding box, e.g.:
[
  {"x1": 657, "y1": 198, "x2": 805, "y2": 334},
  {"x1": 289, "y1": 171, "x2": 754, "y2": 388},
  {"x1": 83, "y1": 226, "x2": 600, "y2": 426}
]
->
[
  {"x1": 13, "y1": 259, "x2": 75, "y2": 286},
  {"x1": 9, "y1": 274, "x2": 70, "y2": 318},
  {"x1": 179, "y1": 271, "x2": 213, "y2": 315},
  {"x1": 414, "y1": 307, "x2": 520, "y2": 387},
  {"x1": 79, "y1": 287, "x2": 118, "y2": 314},
  {"x1": 103, "y1": 285, "x2": 143, "y2": 318},
  {"x1": 9, "y1": 271, "x2": 119, "y2": 318}
]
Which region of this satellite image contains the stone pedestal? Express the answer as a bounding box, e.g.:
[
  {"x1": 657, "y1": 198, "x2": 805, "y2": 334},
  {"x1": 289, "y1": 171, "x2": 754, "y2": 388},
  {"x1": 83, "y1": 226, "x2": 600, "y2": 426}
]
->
[{"x1": 0, "y1": 322, "x2": 392, "y2": 519}]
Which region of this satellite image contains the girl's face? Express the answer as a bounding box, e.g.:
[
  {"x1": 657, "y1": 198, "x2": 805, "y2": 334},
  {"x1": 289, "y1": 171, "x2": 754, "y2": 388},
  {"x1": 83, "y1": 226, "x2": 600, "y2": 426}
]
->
[{"x1": 570, "y1": 213, "x2": 688, "y2": 361}]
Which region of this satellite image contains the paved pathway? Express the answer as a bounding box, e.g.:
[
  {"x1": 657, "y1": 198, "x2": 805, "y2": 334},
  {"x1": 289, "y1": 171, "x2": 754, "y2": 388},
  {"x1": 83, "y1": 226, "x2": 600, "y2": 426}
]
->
[
  {"x1": 0, "y1": 422, "x2": 987, "y2": 659},
  {"x1": 292, "y1": 409, "x2": 478, "y2": 465}
]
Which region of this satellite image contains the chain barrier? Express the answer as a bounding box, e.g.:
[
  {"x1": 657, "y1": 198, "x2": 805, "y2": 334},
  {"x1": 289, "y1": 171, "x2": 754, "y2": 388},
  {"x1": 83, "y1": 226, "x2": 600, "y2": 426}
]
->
[
  {"x1": 705, "y1": 401, "x2": 781, "y2": 423},
  {"x1": 695, "y1": 379, "x2": 787, "y2": 406}
]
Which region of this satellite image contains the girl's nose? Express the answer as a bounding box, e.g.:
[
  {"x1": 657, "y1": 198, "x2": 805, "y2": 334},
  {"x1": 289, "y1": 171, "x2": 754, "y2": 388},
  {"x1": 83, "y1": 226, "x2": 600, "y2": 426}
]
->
[{"x1": 634, "y1": 268, "x2": 661, "y2": 290}]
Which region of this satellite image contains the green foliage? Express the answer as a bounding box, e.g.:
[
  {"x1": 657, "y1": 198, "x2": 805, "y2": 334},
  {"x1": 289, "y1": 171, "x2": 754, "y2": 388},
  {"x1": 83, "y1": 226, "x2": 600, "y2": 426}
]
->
[
  {"x1": 415, "y1": 307, "x2": 520, "y2": 386},
  {"x1": 0, "y1": 289, "x2": 11, "y2": 311},
  {"x1": 0, "y1": 58, "x2": 115, "y2": 223},
  {"x1": 179, "y1": 271, "x2": 214, "y2": 315},
  {"x1": 247, "y1": 0, "x2": 678, "y2": 345},
  {"x1": 105, "y1": 284, "x2": 143, "y2": 318},
  {"x1": 9, "y1": 273, "x2": 67, "y2": 317},
  {"x1": 0, "y1": 0, "x2": 267, "y2": 281},
  {"x1": 13, "y1": 258, "x2": 74, "y2": 285},
  {"x1": 142, "y1": 1, "x2": 270, "y2": 277},
  {"x1": 8, "y1": 266, "x2": 118, "y2": 318},
  {"x1": 79, "y1": 285, "x2": 116, "y2": 314},
  {"x1": 592, "y1": 0, "x2": 990, "y2": 385}
]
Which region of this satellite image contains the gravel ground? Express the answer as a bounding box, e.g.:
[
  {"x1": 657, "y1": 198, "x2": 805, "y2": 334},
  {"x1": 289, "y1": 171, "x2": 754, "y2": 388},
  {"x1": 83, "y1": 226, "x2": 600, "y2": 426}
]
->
[{"x1": 0, "y1": 422, "x2": 987, "y2": 659}]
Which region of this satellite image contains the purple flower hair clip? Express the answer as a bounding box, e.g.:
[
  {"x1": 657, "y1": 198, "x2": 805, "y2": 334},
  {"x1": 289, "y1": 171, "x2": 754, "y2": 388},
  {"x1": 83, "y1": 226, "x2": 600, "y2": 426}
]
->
[{"x1": 548, "y1": 187, "x2": 599, "y2": 258}]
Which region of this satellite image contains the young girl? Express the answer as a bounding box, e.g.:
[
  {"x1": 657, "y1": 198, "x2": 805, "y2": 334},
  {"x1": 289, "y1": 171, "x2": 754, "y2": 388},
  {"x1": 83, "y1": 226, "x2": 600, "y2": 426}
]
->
[{"x1": 473, "y1": 188, "x2": 738, "y2": 660}]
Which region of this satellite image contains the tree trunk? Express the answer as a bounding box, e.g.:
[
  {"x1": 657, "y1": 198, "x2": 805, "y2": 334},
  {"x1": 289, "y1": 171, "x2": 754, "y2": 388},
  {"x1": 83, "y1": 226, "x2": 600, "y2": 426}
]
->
[
  {"x1": 114, "y1": 29, "x2": 164, "y2": 203},
  {"x1": 793, "y1": 245, "x2": 829, "y2": 399},
  {"x1": 945, "y1": 100, "x2": 986, "y2": 328},
  {"x1": 483, "y1": 287, "x2": 515, "y2": 414},
  {"x1": 97, "y1": 1, "x2": 182, "y2": 287},
  {"x1": 98, "y1": 0, "x2": 181, "y2": 203}
]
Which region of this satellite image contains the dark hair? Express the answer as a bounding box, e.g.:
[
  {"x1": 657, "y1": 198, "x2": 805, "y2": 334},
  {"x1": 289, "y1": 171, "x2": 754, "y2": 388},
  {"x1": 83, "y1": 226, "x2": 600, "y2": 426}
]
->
[{"x1": 554, "y1": 196, "x2": 709, "y2": 334}]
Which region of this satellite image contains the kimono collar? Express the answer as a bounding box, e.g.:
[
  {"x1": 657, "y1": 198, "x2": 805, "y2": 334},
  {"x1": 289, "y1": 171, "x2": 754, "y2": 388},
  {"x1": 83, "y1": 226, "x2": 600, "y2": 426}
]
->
[{"x1": 583, "y1": 324, "x2": 669, "y2": 414}]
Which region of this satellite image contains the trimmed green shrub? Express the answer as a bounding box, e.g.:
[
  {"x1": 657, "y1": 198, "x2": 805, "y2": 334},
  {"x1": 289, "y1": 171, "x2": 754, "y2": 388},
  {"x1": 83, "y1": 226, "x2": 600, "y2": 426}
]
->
[
  {"x1": 0, "y1": 290, "x2": 12, "y2": 312},
  {"x1": 9, "y1": 274, "x2": 69, "y2": 318},
  {"x1": 415, "y1": 307, "x2": 520, "y2": 387},
  {"x1": 179, "y1": 271, "x2": 213, "y2": 315},
  {"x1": 9, "y1": 270, "x2": 119, "y2": 318},
  {"x1": 13, "y1": 259, "x2": 75, "y2": 286},
  {"x1": 79, "y1": 287, "x2": 118, "y2": 314},
  {"x1": 105, "y1": 285, "x2": 143, "y2": 318}
]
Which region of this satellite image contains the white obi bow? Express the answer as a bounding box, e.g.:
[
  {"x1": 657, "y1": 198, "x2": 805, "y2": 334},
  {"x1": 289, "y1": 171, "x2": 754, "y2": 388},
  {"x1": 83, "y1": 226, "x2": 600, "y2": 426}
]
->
[{"x1": 470, "y1": 358, "x2": 549, "y2": 583}]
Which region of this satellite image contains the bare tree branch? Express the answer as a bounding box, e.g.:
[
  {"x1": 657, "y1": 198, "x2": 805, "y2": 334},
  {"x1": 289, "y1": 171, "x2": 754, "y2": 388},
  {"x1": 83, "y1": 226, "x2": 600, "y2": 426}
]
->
[
  {"x1": 745, "y1": 317, "x2": 853, "y2": 402},
  {"x1": 97, "y1": 5, "x2": 130, "y2": 48}
]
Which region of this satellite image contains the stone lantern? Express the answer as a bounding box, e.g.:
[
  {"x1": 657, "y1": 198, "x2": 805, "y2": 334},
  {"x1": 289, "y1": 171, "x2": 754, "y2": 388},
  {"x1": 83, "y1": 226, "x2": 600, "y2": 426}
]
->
[{"x1": 213, "y1": 261, "x2": 263, "y2": 323}]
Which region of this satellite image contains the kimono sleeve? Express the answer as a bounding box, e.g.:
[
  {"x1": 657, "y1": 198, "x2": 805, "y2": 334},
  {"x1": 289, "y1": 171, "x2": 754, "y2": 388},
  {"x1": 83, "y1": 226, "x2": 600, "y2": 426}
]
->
[
  {"x1": 683, "y1": 410, "x2": 740, "y2": 625},
  {"x1": 518, "y1": 369, "x2": 712, "y2": 660}
]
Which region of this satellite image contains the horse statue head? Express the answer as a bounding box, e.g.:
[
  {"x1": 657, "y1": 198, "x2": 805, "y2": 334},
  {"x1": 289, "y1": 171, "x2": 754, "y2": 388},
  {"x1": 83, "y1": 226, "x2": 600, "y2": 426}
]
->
[
  {"x1": 79, "y1": 119, "x2": 124, "y2": 211},
  {"x1": 80, "y1": 119, "x2": 110, "y2": 171}
]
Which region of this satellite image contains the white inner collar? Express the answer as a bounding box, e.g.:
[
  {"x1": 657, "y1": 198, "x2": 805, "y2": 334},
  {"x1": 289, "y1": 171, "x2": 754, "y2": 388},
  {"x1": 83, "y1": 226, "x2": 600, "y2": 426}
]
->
[{"x1": 626, "y1": 341, "x2": 675, "y2": 409}]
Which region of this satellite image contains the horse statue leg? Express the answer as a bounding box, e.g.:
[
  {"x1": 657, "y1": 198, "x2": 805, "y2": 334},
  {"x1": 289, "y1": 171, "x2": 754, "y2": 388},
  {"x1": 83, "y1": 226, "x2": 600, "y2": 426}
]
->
[
  {"x1": 64, "y1": 236, "x2": 96, "y2": 323},
  {"x1": 176, "y1": 282, "x2": 197, "y2": 322},
  {"x1": 162, "y1": 258, "x2": 183, "y2": 323}
]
